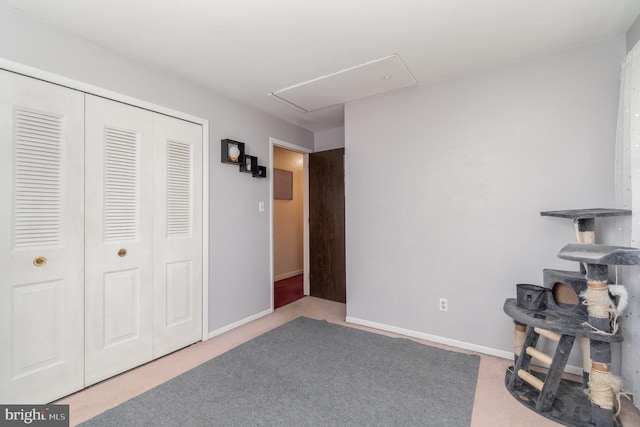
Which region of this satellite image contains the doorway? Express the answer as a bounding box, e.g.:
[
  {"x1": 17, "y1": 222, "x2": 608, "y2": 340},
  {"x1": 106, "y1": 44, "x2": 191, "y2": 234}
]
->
[{"x1": 270, "y1": 138, "x2": 311, "y2": 309}]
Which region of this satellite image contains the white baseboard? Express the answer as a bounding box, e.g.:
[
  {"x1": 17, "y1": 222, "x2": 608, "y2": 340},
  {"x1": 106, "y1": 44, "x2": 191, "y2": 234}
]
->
[
  {"x1": 274, "y1": 269, "x2": 303, "y2": 282},
  {"x1": 207, "y1": 308, "x2": 273, "y2": 340},
  {"x1": 345, "y1": 316, "x2": 583, "y2": 376}
]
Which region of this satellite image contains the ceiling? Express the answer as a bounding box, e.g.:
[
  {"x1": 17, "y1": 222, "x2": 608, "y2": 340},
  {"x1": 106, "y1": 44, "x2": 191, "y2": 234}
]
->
[{"x1": 3, "y1": 0, "x2": 639, "y2": 132}]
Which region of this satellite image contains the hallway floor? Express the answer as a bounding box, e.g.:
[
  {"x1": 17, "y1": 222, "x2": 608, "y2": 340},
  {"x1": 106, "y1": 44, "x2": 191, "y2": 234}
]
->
[
  {"x1": 274, "y1": 274, "x2": 304, "y2": 309},
  {"x1": 58, "y1": 296, "x2": 640, "y2": 426}
]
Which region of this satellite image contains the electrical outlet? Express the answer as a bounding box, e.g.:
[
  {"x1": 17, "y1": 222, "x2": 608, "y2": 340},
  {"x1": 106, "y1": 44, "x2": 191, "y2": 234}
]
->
[{"x1": 439, "y1": 298, "x2": 448, "y2": 312}]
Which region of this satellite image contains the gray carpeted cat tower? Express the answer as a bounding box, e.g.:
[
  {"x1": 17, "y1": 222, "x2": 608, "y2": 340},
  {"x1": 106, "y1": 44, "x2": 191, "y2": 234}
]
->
[{"x1": 504, "y1": 208, "x2": 636, "y2": 427}]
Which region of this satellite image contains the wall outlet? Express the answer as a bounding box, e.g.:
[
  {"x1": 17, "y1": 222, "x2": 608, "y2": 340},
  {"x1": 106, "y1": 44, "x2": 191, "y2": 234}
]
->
[{"x1": 439, "y1": 298, "x2": 448, "y2": 312}]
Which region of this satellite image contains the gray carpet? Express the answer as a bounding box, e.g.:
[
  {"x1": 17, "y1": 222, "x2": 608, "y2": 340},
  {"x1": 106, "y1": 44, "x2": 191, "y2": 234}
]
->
[{"x1": 80, "y1": 317, "x2": 480, "y2": 426}]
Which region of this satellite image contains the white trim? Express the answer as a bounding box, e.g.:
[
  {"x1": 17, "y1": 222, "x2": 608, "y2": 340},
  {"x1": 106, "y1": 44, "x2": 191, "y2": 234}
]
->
[
  {"x1": 207, "y1": 308, "x2": 273, "y2": 339},
  {"x1": 269, "y1": 137, "x2": 313, "y2": 311},
  {"x1": 0, "y1": 57, "x2": 211, "y2": 344},
  {"x1": 343, "y1": 146, "x2": 347, "y2": 304},
  {"x1": 302, "y1": 154, "x2": 310, "y2": 296},
  {"x1": 274, "y1": 269, "x2": 304, "y2": 282},
  {"x1": 269, "y1": 143, "x2": 275, "y2": 309},
  {"x1": 270, "y1": 137, "x2": 313, "y2": 154},
  {"x1": 345, "y1": 316, "x2": 583, "y2": 376},
  {"x1": 201, "y1": 122, "x2": 210, "y2": 342},
  {"x1": 0, "y1": 58, "x2": 204, "y2": 125}
]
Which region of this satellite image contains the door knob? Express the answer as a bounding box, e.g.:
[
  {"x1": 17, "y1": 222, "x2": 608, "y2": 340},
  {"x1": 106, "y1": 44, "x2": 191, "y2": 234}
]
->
[
  {"x1": 33, "y1": 256, "x2": 47, "y2": 267},
  {"x1": 117, "y1": 248, "x2": 127, "y2": 257}
]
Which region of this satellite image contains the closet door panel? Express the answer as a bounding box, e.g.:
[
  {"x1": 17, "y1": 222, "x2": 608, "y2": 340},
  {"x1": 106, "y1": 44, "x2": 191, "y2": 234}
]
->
[
  {"x1": 0, "y1": 71, "x2": 85, "y2": 403},
  {"x1": 84, "y1": 95, "x2": 154, "y2": 386},
  {"x1": 152, "y1": 114, "x2": 203, "y2": 358}
]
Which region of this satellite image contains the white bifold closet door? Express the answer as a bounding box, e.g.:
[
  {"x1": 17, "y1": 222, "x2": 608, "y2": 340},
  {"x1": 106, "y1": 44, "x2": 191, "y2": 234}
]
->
[
  {"x1": 152, "y1": 113, "x2": 202, "y2": 358},
  {"x1": 0, "y1": 72, "x2": 85, "y2": 403},
  {"x1": 84, "y1": 95, "x2": 155, "y2": 385},
  {"x1": 0, "y1": 73, "x2": 203, "y2": 401},
  {"x1": 84, "y1": 95, "x2": 202, "y2": 385}
]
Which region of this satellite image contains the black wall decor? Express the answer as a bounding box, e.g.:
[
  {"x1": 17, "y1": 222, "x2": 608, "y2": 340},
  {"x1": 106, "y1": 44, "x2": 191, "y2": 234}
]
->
[
  {"x1": 240, "y1": 155, "x2": 257, "y2": 173},
  {"x1": 221, "y1": 139, "x2": 266, "y2": 179},
  {"x1": 253, "y1": 166, "x2": 267, "y2": 178},
  {"x1": 221, "y1": 139, "x2": 245, "y2": 164}
]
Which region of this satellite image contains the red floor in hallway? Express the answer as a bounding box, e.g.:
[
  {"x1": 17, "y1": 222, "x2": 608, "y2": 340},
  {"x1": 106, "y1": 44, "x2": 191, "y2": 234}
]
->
[{"x1": 274, "y1": 274, "x2": 304, "y2": 309}]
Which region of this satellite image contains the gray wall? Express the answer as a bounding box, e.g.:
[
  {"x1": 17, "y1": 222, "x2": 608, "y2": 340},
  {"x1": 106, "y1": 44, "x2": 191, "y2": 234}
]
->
[
  {"x1": 0, "y1": 6, "x2": 313, "y2": 333},
  {"x1": 627, "y1": 13, "x2": 640, "y2": 52},
  {"x1": 314, "y1": 126, "x2": 345, "y2": 152},
  {"x1": 345, "y1": 37, "x2": 626, "y2": 364},
  {"x1": 622, "y1": 19, "x2": 640, "y2": 407}
]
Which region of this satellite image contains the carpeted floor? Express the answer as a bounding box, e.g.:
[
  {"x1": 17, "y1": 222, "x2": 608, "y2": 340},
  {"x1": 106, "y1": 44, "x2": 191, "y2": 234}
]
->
[
  {"x1": 274, "y1": 274, "x2": 304, "y2": 309},
  {"x1": 79, "y1": 316, "x2": 480, "y2": 427}
]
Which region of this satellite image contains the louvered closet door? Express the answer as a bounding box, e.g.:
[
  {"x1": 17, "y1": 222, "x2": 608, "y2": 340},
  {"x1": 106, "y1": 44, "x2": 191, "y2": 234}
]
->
[
  {"x1": 152, "y1": 114, "x2": 202, "y2": 358},
  {"x1": 0, "y1": 71, "x2": 85, "y2": 403},
  {"x1": 84, "y1": 95, "x2": 154, "y2": 386}
]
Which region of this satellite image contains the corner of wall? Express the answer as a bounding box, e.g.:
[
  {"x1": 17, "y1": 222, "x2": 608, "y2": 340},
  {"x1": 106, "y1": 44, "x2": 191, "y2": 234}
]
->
[
  {"x1": 313, "y1": 126, "x2": 345, "y2": 152},
  {"x1": 626, "y1": 12, "x2": 640, "y2": 52}
]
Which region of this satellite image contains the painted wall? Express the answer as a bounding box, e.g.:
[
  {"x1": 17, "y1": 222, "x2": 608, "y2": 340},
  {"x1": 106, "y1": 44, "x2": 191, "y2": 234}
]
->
[
  {"x1": 627, "y1": 13, "x2": 640, "y2": 52},
  {"x1": 345, "y1": 37, "x2": 626, "y2": 367},
  {"x1": 0, "y1": 6, "x2": 314, "y2": 333},
  {"x1": 273, "y1": 147, "x2": 304, "y2": 280},
  {"x1": 618, "y1": 29, "x2": 640, "y2": 408},
  {"x1": 314, "y1": 126, "x2": 345, "y2": 151}
]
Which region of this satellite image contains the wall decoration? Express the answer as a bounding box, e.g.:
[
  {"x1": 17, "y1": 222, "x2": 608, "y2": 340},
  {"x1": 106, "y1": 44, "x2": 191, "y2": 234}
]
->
[
  {"x1": 253, "y1": 166, "x2": 267, "y2": 178},
  {"x1": 240, "y1": 155, "x2": 257, "y2": 173},
  {"x1": 274, "y1": 169, "x2": 293, "y2": 199},
  {"x1": 221, "y1": 138, "x2": 265, "y2": 179},
  {"x1": 221, "y1": 139, "x2": 245, "y2": 164}
]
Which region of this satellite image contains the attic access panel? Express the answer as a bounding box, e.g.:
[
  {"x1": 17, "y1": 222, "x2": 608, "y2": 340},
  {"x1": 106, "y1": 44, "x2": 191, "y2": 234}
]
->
[{"x1": 268, "y1": 54, "x2": 417, "y2": 112}]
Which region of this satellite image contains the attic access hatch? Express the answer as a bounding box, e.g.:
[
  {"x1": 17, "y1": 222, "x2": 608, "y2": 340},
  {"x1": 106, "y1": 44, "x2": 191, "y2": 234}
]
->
[{"x1": 268, "y1": 54, "x2": 417, "y2": 112}]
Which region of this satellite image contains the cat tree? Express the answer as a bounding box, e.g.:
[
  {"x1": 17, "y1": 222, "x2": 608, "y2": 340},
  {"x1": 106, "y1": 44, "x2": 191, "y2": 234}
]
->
[{"x1": 504, "y1": 208, "x2": 634, "y2": 427}]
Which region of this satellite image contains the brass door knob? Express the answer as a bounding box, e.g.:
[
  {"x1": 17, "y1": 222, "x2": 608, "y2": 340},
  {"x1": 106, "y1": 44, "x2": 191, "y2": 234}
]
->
[
  {"x1": 33, "y1": 256, "x2": 47, "y2": 267},
  {"x1": 117, "y1": 248, "x2": 127, "y2": 257}
]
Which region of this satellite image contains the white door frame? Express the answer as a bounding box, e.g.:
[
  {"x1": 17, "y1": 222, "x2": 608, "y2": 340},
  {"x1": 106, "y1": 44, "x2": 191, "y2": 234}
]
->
[
  {"x1": 269, "y1": 137, "x2": 312, "y2": 308},
  {"x1": 0, "y1": 58, "x2": 211, "y2": 342}
]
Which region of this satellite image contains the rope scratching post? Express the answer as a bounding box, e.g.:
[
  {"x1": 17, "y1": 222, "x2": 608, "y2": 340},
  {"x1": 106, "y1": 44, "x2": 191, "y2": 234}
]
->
[
  {"x1": 574, "y1": 218, "x2": 595, "y2": 273},
  {"x1": 583, "y1": 265, "x2": 617, "y2": 425},
  {"x1": 513, "y1": 322, "x2": 526, "y2": 362},
  {"x1": 580, "y1": 337, "x2": 592, "y2": 384},
  {"x1": 574, "y1": 217, "x2": 595, "y2": 386},
  {"x1": 580, "y1": 276, "x2": 627, "y2": 420}
]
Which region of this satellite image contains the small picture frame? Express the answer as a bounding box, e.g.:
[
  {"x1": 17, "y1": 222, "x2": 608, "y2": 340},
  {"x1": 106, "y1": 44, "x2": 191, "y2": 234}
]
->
[
  {"x1": 253, "y1": 165, "x2": 267, "y2": 178},
  {"x1": 274, "y1": 169, "x2": 293, "y2": 200},
  {"x1": 240, "y1": 155, "x2": 258, "y2": 173},
  {"x1": 221, "y1": 139, "x2": 245, "y2": 164}
]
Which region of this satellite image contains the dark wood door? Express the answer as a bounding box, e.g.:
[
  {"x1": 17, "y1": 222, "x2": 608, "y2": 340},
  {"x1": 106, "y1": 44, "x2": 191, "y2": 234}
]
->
[{"x1": 309, "y1": 148, "x2": 346, "y2": 303}]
